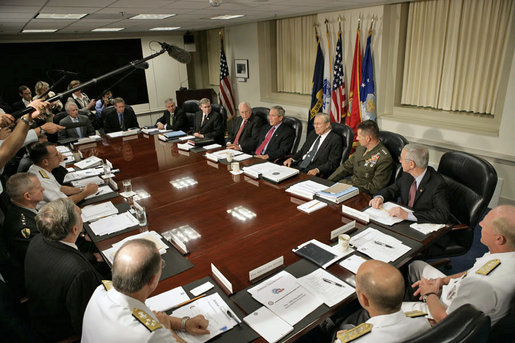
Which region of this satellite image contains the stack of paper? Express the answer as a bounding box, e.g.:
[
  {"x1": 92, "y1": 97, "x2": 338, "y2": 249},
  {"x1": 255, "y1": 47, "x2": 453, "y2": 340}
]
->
[
  {"x1": 349, "y1": 227, "x2": 411, "y2": 262},
  {"x1": 297, "y1": 200, "x2": 327, "y2": 213},
  {"x1": 293, "y1": 239, "x2": 351, "y2": 269},
  {"x1": 242, "y1": 162, "x2": 278, "y2": 179},
  {"x1": 102, "y1": 231, "x2": 169, "y2": 264},
  {"x1": 81, "y1": 202, "x2": 118, "y2": 222},
  {"x1": 316, "y1": 183, "x2": 359, "y2": 203},
  {"x1": 141, "y1": 127, "x2": 159, "y2": 135},
  {"x1": 178, "y1": 135, "x2": 195, "y2": 141},
  {"x1": 77, "y1": 135, "x2": 101, "y2": 144},
  {"x1": 89, "y1": 212, "x2": 139, "y2": 236},
  {"x1": 146, "y1": 286, "x2": 189, "y2": 312},
  {"x1": 202, "y1": 143, "x2": 222, "y2": 150},
  {"x1": 244, "y1": 307, "x2": 293, "y2": 343},
  {"x1": 71, "y1": 175, "x2": 104, "y2": 187},
  {"x1": 297, "y1": 269, "x2": 355, "y2": 307},
  {"x1": 286, "y1": 180, "x2": 329, "y2": 200},
  {"x1": 233, "y1": 153, "x2": 252, "y2": 161},
  {"x1": 84, "y1": 184, "x2": 114, "y2": 200},
  {"x1": 248, "y1": 271, "x2": 323, "y2": 326},
  {"x1": 410, "y1": 223, "x2": 446, "y2": 235},
  {"x1": 339, "y1": 254, "x2": 368, "y2": 274},
  {"x1": 63, "y1": 168, "x2": 102, "y2": 183},
  {"x1": 74, "y1": 156, "x2": 102, "y2": 169},
  {"x1": 210, "y1": 149, "x2": 243, "y2": 159},
  {"x1": 363, "y1": 202, "x2": 413, "y2": 226},
  {"x1": 177, "y1": 143, "x2": 194, "y2": 151}
]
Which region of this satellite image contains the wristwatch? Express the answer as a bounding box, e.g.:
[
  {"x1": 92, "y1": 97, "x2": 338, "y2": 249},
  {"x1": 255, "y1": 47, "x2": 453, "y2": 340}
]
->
[
  {"x1": 422, "y1": 292, "x2": 437, "y2": 303},
  {"x1": 39, "y1": 127, "x2": 46, "y2": 136},
  {"x1": 20, "y1": 115, "x2": 34, "y2": 127},
  {"x1": 180, "y1": 316, "x2": 190, "y2": 332}
]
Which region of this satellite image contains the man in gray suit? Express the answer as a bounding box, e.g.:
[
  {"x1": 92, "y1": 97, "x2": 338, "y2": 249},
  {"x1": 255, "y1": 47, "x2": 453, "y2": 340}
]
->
[{"x1": 58, "y1": 102, "x2": 95, "y2": 140}]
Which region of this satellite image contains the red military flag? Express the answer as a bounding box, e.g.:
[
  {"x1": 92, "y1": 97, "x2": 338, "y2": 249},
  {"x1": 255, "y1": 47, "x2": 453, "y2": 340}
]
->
[{"x1": 346, "y1": 21, "x2": 362, "y2": 147}]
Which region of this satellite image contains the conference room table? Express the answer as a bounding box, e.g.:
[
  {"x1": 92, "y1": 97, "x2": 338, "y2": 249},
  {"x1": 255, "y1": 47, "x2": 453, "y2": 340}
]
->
[{"x1": 75, "y1": 132, "x2": 448, "y2": 342}]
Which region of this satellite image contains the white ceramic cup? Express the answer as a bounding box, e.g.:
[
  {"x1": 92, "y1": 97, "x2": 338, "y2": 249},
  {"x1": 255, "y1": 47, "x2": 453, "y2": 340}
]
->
[
  {"x1": 338, "y1": 234, "x2": 351, "y2": 251},
  {"x1": 231, "y1": 162, "x2": 240, "y2": 172}
]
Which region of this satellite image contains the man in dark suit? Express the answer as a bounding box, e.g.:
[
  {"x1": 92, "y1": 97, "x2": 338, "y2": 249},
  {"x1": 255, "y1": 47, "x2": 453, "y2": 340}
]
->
[
  {"x1": 369, "y1": 143, "x2": 452, "y2": 223},
  {"x1": 226, "y1": 101, "x2": 264, "y2": 154},
  {"x1": 103, "y1": 97, "x2": 139, "y2": 133},
  {"x1": 24, "y1": 198, "x2": 102, "y2": 341},
  {"x1": 193, "y1": 98, "x2": 225, "y2": 145},
  {"x1": 11, "y1": 85, "x2": 32, "y2": 112},
  {"x1": 58, "y1": 102, "x2": 95, "y2": 140},
  {"x1": 254, "y1": 105, "x2": 295, "y2": 161},
  {"x1": 155, "y1": 98, "x2": 188, "y2": 132},
  {"x1": 283, "y1": 113, "x2": 342, "y2": 177}
]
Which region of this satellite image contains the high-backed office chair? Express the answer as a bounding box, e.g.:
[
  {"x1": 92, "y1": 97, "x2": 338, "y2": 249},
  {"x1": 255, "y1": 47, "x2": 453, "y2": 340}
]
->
[
  {"x1": 282, "y1": 116, "x2": 303, "y2": 155},
  {"x1": 428, "y1": 151, "x2": 497, "y2": 258},
  {"x1": 378, "y1": 131, "x2": 409, "y2": 185},
  {"x1": 251, "y1": 107, "x2": 269, "y2": 124},
  {"x1": 489, "y1": 294, "x2": 515, "y2": 342},
  {"x1": 182, "y1": 100, "x2": 200, "y2": 132},
  {"x1": 403, "y1": 304, "x2": 490, "y2": 343},
  {"x1": 210, "y1": 103, "x2": 228, "y2": 138},
  {"x1": 331, "y1": 122, "x2": 354, "y2": 163}
]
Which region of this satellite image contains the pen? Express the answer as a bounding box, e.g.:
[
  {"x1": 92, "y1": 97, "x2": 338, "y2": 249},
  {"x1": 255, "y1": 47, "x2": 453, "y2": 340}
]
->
[
  {"x1": 171, "y1": 293, "x2": 206, "y2": 310},
  {"x1": 307, "y1": 201, "x2": 321, "y2": 209},
  {"x1": 379, "y1": 206, "x2": 390, "y2": 214},
  {"x1": 373, "y1": 240, "x2": 394, "y2": 249},
  {"x1": 226, "y1": 309, "x2": 241, "y2": 325},
  {"x1": 322, "y1": 278, "x2": 345, "y2": 288}
]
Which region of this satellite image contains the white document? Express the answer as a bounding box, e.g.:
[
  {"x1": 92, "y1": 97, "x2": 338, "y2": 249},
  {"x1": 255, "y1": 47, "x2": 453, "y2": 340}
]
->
[
  {"x1": 190, "y1": 281, "x2": 215, "y2": 297},
  {"x1": 171, "y1": 293, "x2": 239, "y2": 343},
  {"x1": 56, "y1": 145, "x2": 72, "y2": 153},
  {"x1": 63, "y1": 168, "x2": 102, "y2": 183},
  {"x1": 81, "y1": 201, "x2": 118, "y2": 222},
  {"x1": 102, "y1": 231, "x2": 169, "y2": 264},
  {"x1": 261, "y1": 165, "x2": 299, "y2": 183},
  {"x1": 203, "y1": 143, "x2": 223, "y2": 150},
  {"x1": 243, "y1": 306, "x2": 294, "y2": 343},
  {"x1": 242, "y1": 162, "x2": 279, "y2": 178},
  {"x1": 410, "y1": 223, "x2": 446, "y2": 234},
  {"x1": 74, "y1": 156, "x2": 102, "y2": 169},
  {"x1": 84, "y1": 184, "x2": 114, "y2": 200},
  {"x1": 297, "y1": 200, "x2": 327, "y2": 213},
  {"x1": 363, "y1": 202, "x2": 413, "y2": 226},
  {"x1": 286, "y1": 180, "x2": 329, "y2": 200},
  {"x1": 106, "y1": 131, "x2": 124, "y2": 138},
  {"x1": 350, "y1": 227, "x2": 411, "y2": 262},
  {"x1": 248, "y1": 271, "x2": 323, "y2": 326},
  {"x1": 297, "y1": 269, "x2": 355, "y2": 307},
  {"x1": 339, "y1": 254, "x2": 368, "y2": 274},
  {"x1": 233, "y1": 153, "x2": 252, "y2": 161},
  {"x1": 211, "y1": 149, "x2": 243, "y2": 158},
  {"x1": 89, "y1": 212, "x2": 139, "y2": 236},
  {"x1": 71, "y1": 176, "x2": 104, "y2": 188},
  {"x1": 179, "y1": 135, "x2": 195, "y2": 141},
  {"x1": 177, "y1": 143, "x2": 194, "y2": 151},
  {"x1": 293, "y1": 239, "x2": 351, "y2": 269},
  {"x1": 146, "y1": 286, "x2": 189, "y2": 312}
]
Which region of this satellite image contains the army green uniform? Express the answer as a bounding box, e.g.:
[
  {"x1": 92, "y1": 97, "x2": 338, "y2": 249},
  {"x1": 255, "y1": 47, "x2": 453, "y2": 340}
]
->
[
  {"x1": 3, "y1": 204, "x2": 39, "y2": 264},
  {"x1": 328, "y1": 142, "x2": 393, "y2": 195}
]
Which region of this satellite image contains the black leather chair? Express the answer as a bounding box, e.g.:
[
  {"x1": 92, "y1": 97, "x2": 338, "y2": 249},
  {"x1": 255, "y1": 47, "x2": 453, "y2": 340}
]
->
[
  {"x1": 378, "y1": 131, "x2": 409, "y2": 185},
  {"x1": 429, "y1": 151, "x2": 497, "y2": 258},
  {"x1": 282, "y1": 116, "x2": 303, "y2": 155},
  {"x1": 182, "y1": 100, "x2": 200, "y2": 133},
  {"x1": 331, "y1": 122, "x2": 354, "y2": 163},
  {"x1": 252, "y1": 107, "x2": 269, "y2": 124},
  {"x1": 489, "y1": 294, "x2": 515, "y2": 342},
  {"x1": 403, "y1": 304, "x2": 490, "y2": 343}
]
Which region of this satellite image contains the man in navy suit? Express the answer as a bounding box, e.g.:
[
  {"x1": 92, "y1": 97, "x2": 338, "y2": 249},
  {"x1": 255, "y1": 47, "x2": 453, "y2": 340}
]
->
[
  {"x1": 369, "y1": 143, "x2": 452, "y2": 224},
  {"x1": 155, "y1": 98, "x2": 188, "y2": 132},
  {"x1": 254, "y1": 105, "x2": 294, "y2": 161},
  {"x1": 226, "y1": 101, "x2": 264, "y2": 154},
  {"x1": 283, "y1": 113, "x2": 342, "y2": 177},
  {"x1": 193, "y1": 98, "x2": 225, "y2": 145},
  {"x1": 103, "y1": 97, "x2": 139, "y2": 133}
]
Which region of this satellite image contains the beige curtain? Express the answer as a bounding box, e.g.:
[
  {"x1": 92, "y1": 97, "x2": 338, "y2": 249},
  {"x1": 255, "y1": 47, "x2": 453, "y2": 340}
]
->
[
  {"x1": 401, "y1": 0, "x2": 513, "y2": 115},
  {"x1": 276, "y1": 15, "x2": 317, "y2": 94}
]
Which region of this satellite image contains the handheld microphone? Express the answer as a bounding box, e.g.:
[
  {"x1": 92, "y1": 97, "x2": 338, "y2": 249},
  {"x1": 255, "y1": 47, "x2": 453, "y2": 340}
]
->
[{"x1": 158, "y1": 42, "x2": 191, "y2": 64}]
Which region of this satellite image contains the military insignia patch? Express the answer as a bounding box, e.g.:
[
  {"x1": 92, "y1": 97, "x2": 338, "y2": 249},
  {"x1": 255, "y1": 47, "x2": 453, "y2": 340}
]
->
[
  {"x1": 21, "y1": 228, "x2": 31, "y2": 239},
  {"x1": 102, "y1": 280, "x2": 113, "y2": 291},
  {"x1": 132, "y1": 308, "x2": 162, "y2": 332},
  {"x1": 39, "y1": 170, "x2": 49, "y2": 179},
  {"x1": 405, "y1": 310, "x2": 427, "y2": 318},
  {"x1": 475, "y1": 259, "x2": 501, "y2": 275},
  {"x1": 336, "y1": 323, "x2": 373, "y2": 342}
]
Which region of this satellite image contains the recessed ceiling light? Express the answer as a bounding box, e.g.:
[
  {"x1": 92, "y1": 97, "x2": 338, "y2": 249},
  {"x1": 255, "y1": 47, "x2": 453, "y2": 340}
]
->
[
  {"x1": 130, "y1": 14, "x2": 175, "y2": 20},
  {"x1": 22, "y1": 29, "x2": 58, "y2": 33},
  {"x1": 211, "y1": 14, "x2": 245, "y2": 20},
  {"x1": 150, "y1": 27, "x2": 180, "y2": 31},
  {"x1": 36, "y1": 13, "x2": 87, "y2": 20},
  {"x1": 92, "y1": 28, "x2": 125, "y2": 32}
]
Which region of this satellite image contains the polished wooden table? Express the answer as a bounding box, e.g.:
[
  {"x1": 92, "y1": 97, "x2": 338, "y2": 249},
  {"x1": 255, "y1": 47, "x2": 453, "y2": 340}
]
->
[{"x1": 76, "y1": 133, "x2": 446, "y2": 342}]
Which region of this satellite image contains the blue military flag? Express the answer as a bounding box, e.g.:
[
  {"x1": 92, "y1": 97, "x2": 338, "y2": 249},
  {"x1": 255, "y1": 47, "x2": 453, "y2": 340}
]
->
[
  {"x1": 308, "y1": 33, "x2": 325, "y2": 133},
  {"x1": 360, "y1": 29, "x2": 376, "y2": 121}
]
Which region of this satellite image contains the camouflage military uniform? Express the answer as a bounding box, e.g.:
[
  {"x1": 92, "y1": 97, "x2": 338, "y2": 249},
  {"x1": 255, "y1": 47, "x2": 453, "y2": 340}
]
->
[{"x1": 328, "y1": 142, "x2": 393, "y2": 195}]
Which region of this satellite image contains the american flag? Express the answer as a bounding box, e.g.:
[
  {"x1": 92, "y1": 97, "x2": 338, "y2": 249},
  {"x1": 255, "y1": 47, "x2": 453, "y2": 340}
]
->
[
  {"x1": 330, "y1": 30, "x2": 347, "y2": 123},
  {"x1": 219, "y1": 43, "x2": 236, "y2": 119}
]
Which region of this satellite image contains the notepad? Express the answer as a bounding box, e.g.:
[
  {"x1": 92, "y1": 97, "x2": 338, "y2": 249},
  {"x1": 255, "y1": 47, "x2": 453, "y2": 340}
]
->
[{"x1": 243, "y1": 306, "x2": 293, "y2": 343}]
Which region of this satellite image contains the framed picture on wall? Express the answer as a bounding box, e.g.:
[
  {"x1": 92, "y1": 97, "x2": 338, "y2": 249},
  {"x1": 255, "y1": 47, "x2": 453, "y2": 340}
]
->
[{"x1": 235, "y1": 59, "x2": 249, "y2": 79}]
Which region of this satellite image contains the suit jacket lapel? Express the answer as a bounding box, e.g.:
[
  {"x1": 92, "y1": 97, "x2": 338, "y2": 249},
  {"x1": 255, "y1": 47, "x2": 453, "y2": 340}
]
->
[
  {"x1": 312, "y1": 133, "x2": 330, "y2": 163},
  {"x1": 414, "y1": 168, "x2": 431, "y2": 203}
]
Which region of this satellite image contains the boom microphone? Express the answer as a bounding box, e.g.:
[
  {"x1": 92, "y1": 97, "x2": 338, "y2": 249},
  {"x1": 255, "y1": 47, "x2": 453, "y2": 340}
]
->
[
  {"x1": 158, "y1": 42, "x2": 191, "y2": 64},
  {"x1": 53, "y1": 69, "x2": 79, "y2": 76}
]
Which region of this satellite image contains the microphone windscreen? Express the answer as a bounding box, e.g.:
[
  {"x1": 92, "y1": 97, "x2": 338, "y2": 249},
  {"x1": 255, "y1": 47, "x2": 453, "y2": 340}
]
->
[{"x1": 166, "y1": 45, "x2": 192, "y2": 64}]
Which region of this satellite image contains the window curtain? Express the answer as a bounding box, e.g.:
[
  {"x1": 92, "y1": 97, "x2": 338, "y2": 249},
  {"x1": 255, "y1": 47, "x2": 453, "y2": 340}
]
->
[
  {"x1": 276, "y1": 15, "x2": 317, "y2": 94},
  {"x1": 401, "y1": 0, "x2": 513, "y2": 115}
]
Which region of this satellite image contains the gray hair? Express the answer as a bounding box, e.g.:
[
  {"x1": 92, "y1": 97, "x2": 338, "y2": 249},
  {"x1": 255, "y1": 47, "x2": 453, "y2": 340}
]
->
[
  {"x1": 112, "y1": 239, "x2": 161, "y2": 294},
  {"x1": 6, "y1": 173, "x2": 37, "y2": 202},
  {"x1": 270, "y1": 105, "x2": 285, "y2": 117},
  {"x1": 36, "y1": 198, "x2": 80, "y2": 241},
  {"x1": 164, "y1": 98, "x2": 175, "y2": 104},
  {"x1": 113, "y1": 97, "x2": 125, "y2": 105},
  {"x1": 239, "y1": 101, "x2": 251, "y2": 109},
  {"x1": 403, "y1": 143, "x2": 429, "y2": 169},
  {"x1": 65, "y1": 101, "x2": 78, "y2": 112},
  {"x1": 315, "y1": 113, "x2": 330, "y2": 124},
  {"x1": 199, "y1": 98, "x2": 211, "y2": 106}
]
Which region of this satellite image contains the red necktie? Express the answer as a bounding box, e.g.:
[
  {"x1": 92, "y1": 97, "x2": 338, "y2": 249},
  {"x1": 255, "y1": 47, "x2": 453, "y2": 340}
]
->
[
  {"x1": 255, "y1": 126, "x2": 276, "y2": 155},
  {"x1": 233, "y1": 119, "x2": 247, "y2": 145},
  {"x1": 408, "y1": 179, "x2": 417, "y2": 207}
]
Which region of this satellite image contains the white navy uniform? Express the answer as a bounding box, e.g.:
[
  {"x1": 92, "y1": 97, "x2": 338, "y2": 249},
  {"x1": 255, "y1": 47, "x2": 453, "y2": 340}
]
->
[
  {"x1": 82, "y1": 285, "x2": 178, "y2": 343},
  {"x1": 402, "y1": 251, "x2": 515, "y2": 325},
  {"x1": 28, "y1": 164, "x2": 67, "y2": 209}
]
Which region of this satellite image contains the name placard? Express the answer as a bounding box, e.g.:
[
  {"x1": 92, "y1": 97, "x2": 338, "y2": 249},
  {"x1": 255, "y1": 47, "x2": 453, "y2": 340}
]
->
[
  {"x1": 330, "y1": 220, "x2": 356, "y2": 241},
  {"x1": 341, "y1": 205, "x2": 369, "y2": 223},
  {"x1": 249, "y1": 256, "x2": 284, "y2": 282},
  {"x1": 211, "y1": 263, "x2": 233, "y2": 294}
]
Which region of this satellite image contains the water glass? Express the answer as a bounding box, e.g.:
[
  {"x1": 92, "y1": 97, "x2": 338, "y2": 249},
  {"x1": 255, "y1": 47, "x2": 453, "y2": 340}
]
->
[{"x1": 122, "y1": 179, "x2": 132, "y2": 194}]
